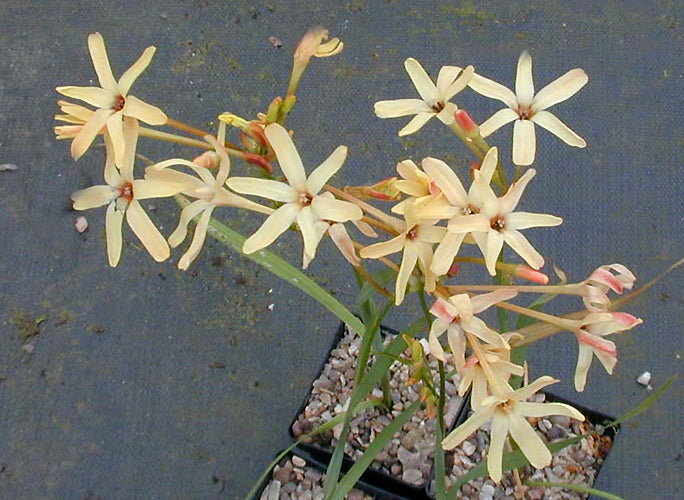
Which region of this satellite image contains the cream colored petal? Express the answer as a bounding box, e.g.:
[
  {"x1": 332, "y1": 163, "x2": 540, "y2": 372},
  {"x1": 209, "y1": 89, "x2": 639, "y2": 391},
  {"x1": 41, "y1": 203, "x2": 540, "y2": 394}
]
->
[
  {"x1": 56, "y1": 86, "x2": 115, "y2": 109},
  {"x1": 415, "y1": 242, "x2": 436, "y2": 292},
  {"x1": 105, "y1": 202, "x2": 124, "y2": 267},
  {"x1": 531, "y1": 110, "x2": 586, "y2": 147},
  {"x1": 58, "y1": 100, "x2": 94, "y2": 121},
  {"x1": 404, "y1": 57, "x2": 439, "y2": 103},
  {"x1": 70, "y1": 108, "x2": 114, "y2": 161},
  {"x1": 226, "y1": 177, "x2": 298, "y2": 202},
  {"x1": 421, "y1": 157, "x2": 468, "y2": 206},
  {"x1": 306, "y1": 145, "x2": 347, "y2": 194},
  {"x1": 503, "y1": 229, "x2": 544, "y2": 270},
  {"x1": 418, "y1": 225, "x2": 447, "y2": 244},
  {"x1": 72, "y1": 185, "x2": 118, "y2": 210},
  {"x1": 507, "y1": 211, "x2": 563, "y2": 230},
  {"x1": 106, "y1": 112, "x2": 126, "y2": 168},
  {"x1": 126, "y1": 200, "x2": 170, "y2": 262},
  {"x1": 446, "y1": 326, "x2": 466, "y2": 370},
  {"x1": 508, "y1": 413, "x2": 551, "y2": 469},
  {"x1": 436, "y1": 102, "x2": 457, "y2": 125},
  {"x1": 485, "y1": 230, "x2": 505, "y2": 276},
  {"x1": 297, "y1": 207, "x2": 319, "y2": 262},
  {"x1": 512, "y1": 376, "x2": 558, "y2": 402},
  {"x1": 478, "y1": 147, "x2": 499, "y2": 186},
  {"x1": 87, "y1": 33, "x2": 117, "y2": 91},
  {"x1": 431, "y1": 232, "x2": 466, "y2": 276},
  {"x1": 132, "y1": 178, "x2": 185, "y2": 200},
  {"x1": 500, "y1": 168, "x2": 536, "y2": 214},
  {"x1": 468, "y1": 73, "x2": 517, "y2": 108},
  {"x1": 471, "y1": 230, "x2": 488, "y2": 258},
  {"x1": 144, "y1": 167, "x2": 203, "y2": 193},
  {"x1": 395, "y1": 180, "x2": 427, "y2": 197},
  {"x1": 442, "y1": 65, "x2": 474, "y2": 102},
  {"x1": 465, "y1": 317, "x2": 508, "y2": 348},
  {"x1": 169, "y1": 200, "x2": 208, "y2": 248},
  {"x1": 574, "y1": 344, "x2": 593, "y2": 392},
  {"x1": 442, "y1": 408, "x2": 494, "y2": 450},
  {"x1": 329, "y1": 223, "x2": 360, "y2": 266},
  {"x1": 448, "y1": 214, "x2": 490, "y2": 233},
  {"x1": 595, "y1": 349, "x2": 618, "y2": 375},
  {"x1": 360, "y1": 234, "x2": 405, "y2": 259},
  {"x1": 478, "y1": 108, "x2": 518, "y2": 138},
  {"x1": 516, "y1": 402, "x2": 585, "y2": 421},
  {"x1": 102, "y1": 134, "x2": 121, "y2": 187},
  {"x1": 120, "y1": 115, "x2": 139, "y2": 180},
  {"x1": 311, "y1": 195, "x2": 362, "y2": 222},
  {"x1": 515, "y1": 51, "x2": 534, "y2": 106},
  {"x1": 118, "y1": 46, "x2": 156, "y2": 95},
  {"x1": 428, "y1": 318, "x2": 449, "y2": 362},
  {"x1": 374, "y1": 99, "x2": 431, "y2": 118},
  {"x1": 488, "y1": 413, "x2": 509, "y2": 483},
  {"x1": 178, "y1": 208, "x2": 213, "y2": 270},
  {"x1": 398, "y1": 113, "x2": 434, "y2": 136},
  {"x1": 123, "y1": 95, "x2": 167, "y2": 125},
  {"x1": 436, "y1": 65, "x2": 463, "y2": 99},
  {"x1": 396, "y1": 159, "x2": 421, "y2": 181},
  {"x1": 532, "y1": 68, "x2": 588, "y2": 112},
  {"x1": 243, "y1": 202, "x2": 300, "y2": 254},
  {"x1": 395, "y1": 245, "x2": 418, "y2": 305},
  {"x1": 471, "y1": 289, "x2": 519, "y2": 314},
  {"x1": 351, "y1": 219, "x2": 377, "y2": 238},
  {"x1": 512, "y1": 119, "x2": 536, "y2": 166},
  {"x1": 265, "y1": 123, "x2": 306, "y2": 190}
]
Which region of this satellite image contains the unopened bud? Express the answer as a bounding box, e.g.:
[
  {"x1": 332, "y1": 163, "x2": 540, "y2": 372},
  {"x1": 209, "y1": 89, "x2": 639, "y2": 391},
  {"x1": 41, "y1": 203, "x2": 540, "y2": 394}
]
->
[
  {"x1": 345, "y1": 177, "x2": 400, "y2": 202},
  {"x1": 193, "y1": 151, "x2": 220, "y2": 169},
  {"x1": 218, "y1": 113, "x2": 250, "y2": 132},
  {"x1": 447, "y1": 263, "x2": 461, "y2": 278},
  {"x1": 288, "y1": 27, "x2": 343, "y2": 96},
  {"x1": 265, "y1": 97, "x2": 283, "y2": 123},
  {"x1": 248, "y1": 122, "x2": 269, "y2": 147},
  {"x1": 514, "y1": 265, "x2": 549, "y2": 284},
  {"x1": 243, "y1": 152, "x2": 274, "y2": 174},
  {"x1": 455, "y1": 110, "x2": 479, "y2": 138}
]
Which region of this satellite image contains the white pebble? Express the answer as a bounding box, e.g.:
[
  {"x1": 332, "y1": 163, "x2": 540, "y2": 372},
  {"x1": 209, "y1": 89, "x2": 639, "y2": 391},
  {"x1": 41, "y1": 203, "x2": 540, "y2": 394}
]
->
[
  {"x1": 637, "y1": 371, "x2": 651, "y2": 386},
  {"x1": 291, "y1": 456, "x2": 306, "y2": 467},
  {"x1": 0, "y1": 163, "x2": 18, "y2": 171},
  {"x1": 75, "y1": 216, "x2": 88, "y2": 233}
]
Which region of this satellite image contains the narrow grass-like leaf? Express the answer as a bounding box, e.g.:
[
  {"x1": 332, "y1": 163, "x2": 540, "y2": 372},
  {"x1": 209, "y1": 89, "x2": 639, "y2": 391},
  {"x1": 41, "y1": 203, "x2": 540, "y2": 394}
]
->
[
  {"x1": 525, "y1": 481, "x2": 625, "y2": 500},
  {"x1": 355, "y1": 267, "x2": 395, "y2": 311},
  {"x1": 330, "y1": 401, "x2": 421, "y2": 500},
  {"x1": 434, "y1": 427, "x2": 447, "y2": 500},
  {"x1": 608, "y1": 374, "x2": 677, "y2": 428}
]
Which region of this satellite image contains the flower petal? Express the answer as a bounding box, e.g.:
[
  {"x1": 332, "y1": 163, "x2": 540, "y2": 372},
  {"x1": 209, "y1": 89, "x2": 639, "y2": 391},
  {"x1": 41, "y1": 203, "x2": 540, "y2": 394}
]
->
[
  {"x1": 311, "y1": 195, "x2": 362, "y2": 222},
  {"x1": 374, "y1": 99, "x2": 431, "y2": 118},
  {"x1": 87, "y1": 33, "x2": 117, "y2": 91},
  {"x1": 484, "y1": 230, "x2": 505, "y2": 276},
  {"x1": 471, "y1": 289, "x2": 519, "y2": 314},
  {"x1": 105, "y1": 202, "x2": 124, "y2": 267},
  {"x1": 297, "y1": 206, "x2": 319, "y2": 262},
  {"x1": 306, "y1": 145, "x2": 347, "y2": 194},
  {"x1": 465, "y1": 317, "x2": 508, "y2": 349},
  {"x1": 132, "y1": 178, "x2": 185, "y2": 200},
  {"x1": 421, "y1": 157, "x2": 468, "y2": 206},
  {"x1": 507, "y1": 211, "x2": 563, "y2": 230},
  {"x1": 404, "y1": 57, "x2": 439, "y2": 103},
  {"x1": 442, "y1": 65, "x2": 474, "y2": 102},
  {"x1": 125, "y1": 200, "x2": 169, "y2": 262},
  {"x1": 515, "y1": 51, "x2": 534, "y2": 106},
  {"x1": 531, "y1": 110, "x2": 585, "y2": 147},
  {"x1": 226, "y1": 177, "x2": 298, "y2": 202},
  {"x1": 431, "y1": 232, "x2": 466, "y2": 276},
  {"x1": 123, "y1": 95, "x2": 167, "y2": 125},
  {"x1": 360, "y1": 234, "x2": 405, "y2": 259},
  {"x1": 168, "y1": 200, "x2": 208, "y2": 248},
  {"x1": 503, "y1": 229, "x2": 544, "y2": 270},
  {"x1": 395, "y1": 244, "x2": 418, "y2": 305},
  {"x1": 468, "y1": 74, "x2": 517, "y2": 109},
  {"x1": 398, "y1": 113, "x2": 434, "y2": 136},
  {"x1": 243, "y1": 202, "x2": 300, "y2": 254},
  {"x1": 516, "y1": 402, "x2": 585, "y2": 421},
  {"x1": 448, "y1": 213, "x2": 490, "y2": 233},
  {"x1": 499, "y1": 168, "x2": 536, "y2": 214},
  {"x1": 511, "y1": 376, "x2": 558, "y2": 402},
  {"x1": 488, "y1": 413, "x2": 509, "y2": 483},
  {"x1": 574, "y1": 344, "x2": 593, "y2": 392},
  {"x1": 329, "y1": 222, "x2": 360, "y2": 266},
  {"x1": 512, "y1": 119, "x2": 536, "y2": 166},
  {"x1": 178, "y1": 207, "x2": 213, "y2": 270},
  {"x1": 428, "y1": 318, "x2": 449, "y2": 362},
  {"x1": 478, "y1": 108, "x2": 518, "y2": 138},
  {"x1": 106, "y1": 112, "x2": 126, "y2": 168},
  {"x1": 56, "y1": 86, "x2": 115, "y2": 109},
  {"x1": 508, "y1": 413, "x2": 552, "y2": 469},
  {"x1": 118, "y1": 46, "x2": 156, "y2": 95},
  {"x1": 70, "y1": 108, "x2": 114, "y2": 161},
  {"x1": 72, "y1": 185, "x2": 118, "y2": 210},
  {"x1": 442, "y1": 408, "x2": 494, "y2": 450},
  {"x1": 478, "y1": 147, "x2": 499, "y2": 186},
  {"x1": 265, "y1": 123, "x2": 306, "y2": 190},
  {"x1": 532, "y1": 68, "x2": 588, "y2": 112}
]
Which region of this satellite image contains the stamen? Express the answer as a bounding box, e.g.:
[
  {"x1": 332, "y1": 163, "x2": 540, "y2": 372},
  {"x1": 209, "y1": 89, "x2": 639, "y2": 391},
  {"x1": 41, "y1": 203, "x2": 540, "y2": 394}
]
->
[
  {"x1": 113, "y1": 94, "x2": 126, "y2": 112},
  {"x1": 431, "y1": 101, "x2": 445, "y2": 113},
  {"x1": 119, "y1": 182, "x2": 134, "y2": 202},
  {"x1": 490, "y1": 216, "x2": 506, "y2": 231},
  {"x1": 299, "y1": 191, "x2": 314, "y2": 206},
  {"x1": 406, "y1": 224, "x2": 419, "y2": 240}
]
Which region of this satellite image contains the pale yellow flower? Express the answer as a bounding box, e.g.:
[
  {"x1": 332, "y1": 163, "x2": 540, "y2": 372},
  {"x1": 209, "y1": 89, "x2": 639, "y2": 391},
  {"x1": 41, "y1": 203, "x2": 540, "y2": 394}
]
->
[
  {"x1": 375, "y1": 58, "x2": 474, "y2": 136},
  {"x1": 54, "y1": 100, "x2": 95, "y2": 139},
  {"x1": 71, "y1": 118, "x2": 184, "y2": 267},
  {"x1": 146, "y1": 123, "x2": 272, "y2": 270},
  {"x1": 468, "y1": 51, "x2": 588, "y2": 165},
  {"x1": 56, "y1": 33, "x2": 167, "y2": 162},
  {"x1": 226, "y1": 124, "x2": 362, "y2": 265},
  {"x1": 442, "y1": 376, "x2": 584, "y2": 482},
  {"x1": 288, "y1": 26, "x2": 344, "y2": 96}
]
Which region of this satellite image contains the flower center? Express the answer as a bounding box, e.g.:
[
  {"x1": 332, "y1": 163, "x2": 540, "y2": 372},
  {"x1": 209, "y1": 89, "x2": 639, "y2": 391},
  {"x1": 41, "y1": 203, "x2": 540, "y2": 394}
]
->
[
  {"x1": 119, "y1": 182, "x2": 134, "y2": 202},
  {"x1": 406, "y1": 224, "x2": 419, "y2": 240},
  {"x1": 431, "y1": 101, "x2": 445, "y2": 113},
  {"x1": 113, "y1": 94, "x2": 126, "y2": 112},
  {"x1": 299, "y1": 191, "x2": 314, "y2": 206},
  {"x1": 490, "y1": 216, "x2": 506, "y2": 232},
  {"x1": 462, "y1": 205, "x2": 477, "y2": 216},
  {"x1": 517, "y1": 105, "x2": 532, "y2": 120}
]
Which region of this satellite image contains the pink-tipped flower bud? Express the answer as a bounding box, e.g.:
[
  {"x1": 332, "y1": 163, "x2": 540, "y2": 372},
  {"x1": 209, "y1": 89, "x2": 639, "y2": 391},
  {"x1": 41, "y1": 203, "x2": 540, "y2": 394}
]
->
[
  {"x1": 243, "y1": 153, "x2": 274, "y2": 174},
  {"x1": 455, "y1": 110, "x2": 479, "y2": 138},
  {"x1": 192, "y1": 151, "x2": 220, "y2": 169},
  {"x1": 447, "y1": 263, "x2": 461, "y2": 278},
  {"x1": 345, "y1": 177, "x2": 401, "y2": 201},
  {"x1": 514, "y1": 265, "x2": 550, "y2": 284},
  {"x1": 288, "y1": 27, "x2": 343, "y2": 96}
]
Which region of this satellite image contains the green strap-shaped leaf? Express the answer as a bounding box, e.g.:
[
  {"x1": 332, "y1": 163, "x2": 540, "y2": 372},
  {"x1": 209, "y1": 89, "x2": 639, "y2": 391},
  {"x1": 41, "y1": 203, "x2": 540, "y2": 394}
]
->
[{"x1": 526, "y1": 481, "x2": 625, "y2": 500}]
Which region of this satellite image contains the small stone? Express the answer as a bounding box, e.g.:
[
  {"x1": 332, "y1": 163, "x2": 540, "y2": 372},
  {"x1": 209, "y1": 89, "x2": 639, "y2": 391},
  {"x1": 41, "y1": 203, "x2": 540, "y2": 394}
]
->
[
  {"x1": 390, "y1": 463, "x2": 402, "y2": 475},
  {"x1": 637, "y1": 371, "x2": 651, "y2": 386},
  {"x1": 22, "y1": 343, "x2": 35, "y2": 354},
  {"x1": 291, "y1": 456, "x2": 306, "y2": 467},
  {"x1": 0, "y1": 163, "x2": 18, "y2": 171},
  {"x1": 462, "y1": 440, "x2": 476, "y2": 456},
  {"x1": 75, "y1": 216, "x2": 88, "y2": 233},
  {"x1": 402, "y1": 468, "x2": 423, "y2": 485}
]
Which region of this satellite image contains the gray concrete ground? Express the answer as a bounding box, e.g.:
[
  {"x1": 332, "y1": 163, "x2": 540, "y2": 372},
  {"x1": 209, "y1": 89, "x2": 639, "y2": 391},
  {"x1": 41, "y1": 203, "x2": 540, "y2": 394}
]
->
[{"x1": 0, "y1": 1, "x2": 681, "y2": 499}]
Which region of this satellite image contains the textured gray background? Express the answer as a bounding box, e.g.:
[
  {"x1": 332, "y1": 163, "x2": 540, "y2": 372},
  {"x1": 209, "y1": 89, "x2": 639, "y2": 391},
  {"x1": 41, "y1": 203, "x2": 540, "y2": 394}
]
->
[{"x1": 0, "y1": 1, "x2": 681, "y2": 499}]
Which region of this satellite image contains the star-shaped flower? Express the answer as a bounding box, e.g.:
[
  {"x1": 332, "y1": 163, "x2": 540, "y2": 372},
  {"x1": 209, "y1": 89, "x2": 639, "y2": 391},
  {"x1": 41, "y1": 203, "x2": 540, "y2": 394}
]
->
[
  {"x1": 472, "y1": 167, "x2": 563, "y2": 276},
  {"x1": 442, "y1": 376, "x2": 584, "y2": 483},
  {"x1": 71, "y1": 118, "x2": 185, "y2": 266},
  {"x1": 56, "y1": 33, "x2": 167, "y2": 162},
  {"x1": 428, "y1": 290, "x2": 516, "y2": 370},
  {"x1": 145, "y1": 122, "x2": 272, "y2": 270},
  {"x1": 374, "y1": 58, "x2": 474, "y2": 136},
  {"x1": 469, "y1": 51, "x2": 588, "y2": 165},
  {"x1": 226, "y1": 124, "x2": 362, "y2": 264}
]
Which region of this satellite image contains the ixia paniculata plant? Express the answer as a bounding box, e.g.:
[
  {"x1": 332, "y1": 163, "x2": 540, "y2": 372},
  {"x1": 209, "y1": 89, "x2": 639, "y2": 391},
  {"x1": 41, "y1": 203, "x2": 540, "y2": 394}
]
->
[{"x1": 57, "y1": 28, "x2": 679, "y2": 498}]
